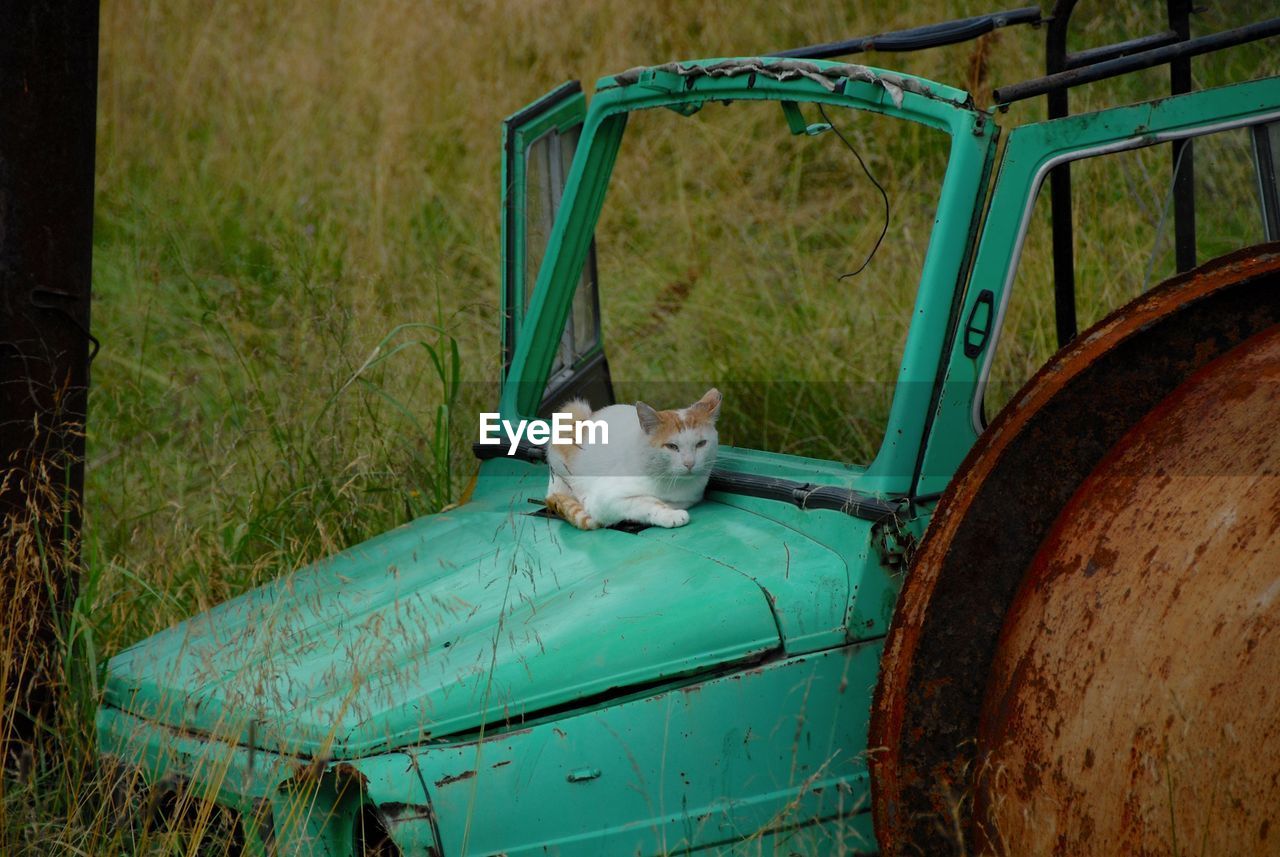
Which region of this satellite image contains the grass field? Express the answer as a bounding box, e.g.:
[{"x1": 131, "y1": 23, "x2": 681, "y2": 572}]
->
[{"x1": 4, "y1": 0, "x2": 1279, "y2": 852}]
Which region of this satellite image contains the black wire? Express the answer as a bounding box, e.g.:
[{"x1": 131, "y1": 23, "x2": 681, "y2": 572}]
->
[
  {"x1": 816, "y1": 103, "x2": 890, "y2": 280},
  {"x1": 30, "y1": 288, "x2": 100, "y2": 363}
]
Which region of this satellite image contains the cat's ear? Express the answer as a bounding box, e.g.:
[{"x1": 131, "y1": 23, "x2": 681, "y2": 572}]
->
[
  {"x1": 635, "y1": 402, "x2": 661, "y2": 434},
  {"x1": 692, "y1": 388, "x2": 722, "y2": 422}
]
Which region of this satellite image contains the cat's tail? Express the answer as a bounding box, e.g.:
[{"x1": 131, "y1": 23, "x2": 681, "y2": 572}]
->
[
  {"x1": 545, "y1": 399, "x2": 592, "y2": 478},
  {"x1": 546, "y1": 491, "x2": 600, "y2": 530},
  {"x1": 557, "y1": 398, "x2": 594, "y2": 426}
]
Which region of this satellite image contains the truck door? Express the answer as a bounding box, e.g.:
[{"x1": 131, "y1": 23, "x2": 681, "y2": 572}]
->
[{"x1": 501, "y1": 81, "x2": 613, "y2": 416}]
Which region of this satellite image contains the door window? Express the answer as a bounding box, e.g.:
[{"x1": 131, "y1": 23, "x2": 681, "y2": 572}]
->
[
  {"x1": 522, "y1": 124, "x2": 601, "y2": 390},
  {"x1": 986, "y1": 125, "x2": 1272, "y2": 420}
]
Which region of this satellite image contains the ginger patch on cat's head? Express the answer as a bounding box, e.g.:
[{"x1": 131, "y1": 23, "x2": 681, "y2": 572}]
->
[
  {"x1": 684, "y1": 388, "x2": 722, "y2": 427},
  {"x1": 636, "y1": 388, "x2": 722, "y2": 444}
]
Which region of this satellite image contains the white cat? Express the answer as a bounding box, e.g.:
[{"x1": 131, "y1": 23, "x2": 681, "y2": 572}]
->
[{"x1": 544, "y1": 388, "x2": 722, "y2": 529}]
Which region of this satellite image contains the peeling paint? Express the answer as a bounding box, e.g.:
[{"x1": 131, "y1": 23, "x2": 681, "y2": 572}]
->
[{"x1": 434, "y1": 770, "x2": 476, "y2": 789}]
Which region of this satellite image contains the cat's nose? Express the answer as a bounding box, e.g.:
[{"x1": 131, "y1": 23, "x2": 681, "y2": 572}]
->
[{"x1": 683, "y1": 460, "x2": 694, "y2": 471}]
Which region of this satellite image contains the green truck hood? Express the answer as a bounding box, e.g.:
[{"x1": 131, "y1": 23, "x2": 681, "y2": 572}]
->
[{"x1": 103, "y1": 485, "x2": 847, "y2": 759}]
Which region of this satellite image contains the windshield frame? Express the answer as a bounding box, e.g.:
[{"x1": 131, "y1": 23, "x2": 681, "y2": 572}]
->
[{"x1": 498, "y1": 58, "x2": 994, "y2": 497}]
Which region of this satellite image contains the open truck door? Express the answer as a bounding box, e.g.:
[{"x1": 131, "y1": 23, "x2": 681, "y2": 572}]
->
[{"x1": 501, "y1": 81, "x2": 613, "y2": 416}]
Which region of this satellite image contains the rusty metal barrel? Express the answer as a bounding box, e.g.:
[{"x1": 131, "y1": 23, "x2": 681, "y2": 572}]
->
[
  {"x1": 870, "y1": 246, "x2": 1280, "y2": 855},
  {"x1": 977, "y1": 322, "x2": 1280, "y2": 854}
]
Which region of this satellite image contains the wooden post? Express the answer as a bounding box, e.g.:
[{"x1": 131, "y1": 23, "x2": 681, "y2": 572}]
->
[{"x1": 0, "y1": 1, "x2": 99, "y2": 756}]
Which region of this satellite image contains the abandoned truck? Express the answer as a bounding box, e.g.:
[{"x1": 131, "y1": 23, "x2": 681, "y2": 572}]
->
[{"x1": 98, "y1": 5, "x2": 1280, "y2": 856}]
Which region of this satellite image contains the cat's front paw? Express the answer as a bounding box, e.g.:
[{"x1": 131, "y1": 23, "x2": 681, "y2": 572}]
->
[{"x1": 652, "y1": 507, "x2": 690, "y2": 528}]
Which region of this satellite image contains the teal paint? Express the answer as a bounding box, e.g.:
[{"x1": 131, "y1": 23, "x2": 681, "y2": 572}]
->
[{"x1": 98, "y1": 57, "x2": 1280, "y2": 855}]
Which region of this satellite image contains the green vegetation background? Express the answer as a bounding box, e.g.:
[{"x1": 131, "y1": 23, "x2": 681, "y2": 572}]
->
[{"x1": 9, "y1": 1, "x2": 1277, "y2": 851}]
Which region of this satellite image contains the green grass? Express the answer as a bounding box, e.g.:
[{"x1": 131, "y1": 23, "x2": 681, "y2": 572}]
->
[{"x1": 2, "y1": 0, "x2": 1277, "y2": 852}]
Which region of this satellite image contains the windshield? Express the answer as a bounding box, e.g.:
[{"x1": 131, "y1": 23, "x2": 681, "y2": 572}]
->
[
  {"x1": 501, "y1": 61, "x2": 989, "y2": 493},
  {"x1": 594, "y1": 100, "x2": 950, "y2": 465}
]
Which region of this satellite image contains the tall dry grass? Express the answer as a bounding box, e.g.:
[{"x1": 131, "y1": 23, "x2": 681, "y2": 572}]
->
[{"x1": 0, "y1": 0, "x2": 1273, "y2": 852}]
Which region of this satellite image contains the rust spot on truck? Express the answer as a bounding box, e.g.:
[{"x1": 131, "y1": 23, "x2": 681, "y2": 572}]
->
[
  {"x1": 332, "y1": 762, "x2": 368, "y2": 788},
  {"x1": 434, "y1": 770, "x2": 476, "y2": 789},
  {"x1": 290, "y1": 756, "x2": 330, "y2": 784}
]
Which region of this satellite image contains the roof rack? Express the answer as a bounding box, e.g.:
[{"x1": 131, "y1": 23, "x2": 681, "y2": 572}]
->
[
  {"x1": 769, "y1": 7, "x2": 1043, "y2": 60},
  {"x1": 774, "y1": 5, "x2": 1280, "y2": 349},
  {"x1": 1007, "y1": 2, "x2": 1280, "y2": 347}
]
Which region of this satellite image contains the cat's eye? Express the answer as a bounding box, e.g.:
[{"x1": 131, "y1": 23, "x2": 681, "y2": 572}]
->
[
  {"x1": 696, "y1": 440, "x2": 707, "y2": 449},
  {"x1": 664, "y1": 443, "x2": 679, "y2": 451}
]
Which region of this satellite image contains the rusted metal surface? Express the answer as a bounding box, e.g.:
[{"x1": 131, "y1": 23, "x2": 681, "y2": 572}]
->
[
  {"x1": 870, "y1": 245, "x2": 1280, "y2": 854},
  {"x1": 974, "y1": 323, "x2": 1280, "y2": 854}
]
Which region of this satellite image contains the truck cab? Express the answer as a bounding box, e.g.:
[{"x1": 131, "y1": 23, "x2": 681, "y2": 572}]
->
[{"x1": 97, "y1": 11, "x2": 1280, "y2": 856}]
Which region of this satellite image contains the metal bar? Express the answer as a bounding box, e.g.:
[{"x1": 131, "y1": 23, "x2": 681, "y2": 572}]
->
[
  {"x1": 993, "y1": 17, "x2": 1280, "y2": 104},
  {"x1": 0, "y1": 1, "x2": 99, "y2": 752},
  {"x1": 771, "y1": 6, "x2": 1042, "y2": 61},
  {"x1": 1064, "y1": 30, "x2": 1180, "y2": 70},
  {"x1": 1253, "y1": 125, "x2": 1280, "y2": 241},
  {"x1": 1047, "y1": 0, "x2": 1080, "y2": 348},
  {"x1": 1169, "y1": 0, "x2": 1197, "y2": 273}
]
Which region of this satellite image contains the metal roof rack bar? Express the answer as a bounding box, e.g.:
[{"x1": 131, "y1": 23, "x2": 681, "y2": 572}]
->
[
  {"x1": 1063, "y1": 29, "x2": 1181, "y2": 70},
  {"x1": 994, "y1": 17, "x2": 1280, "y2": 104},
  {"x1": 770, "y1": 7, "x2": 1042, "y2": 61}
]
